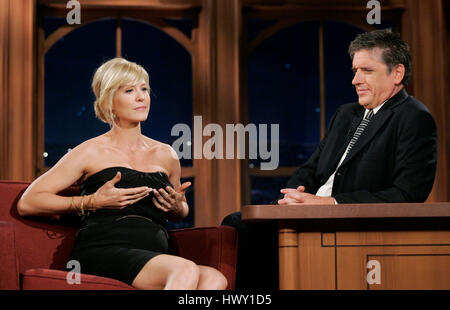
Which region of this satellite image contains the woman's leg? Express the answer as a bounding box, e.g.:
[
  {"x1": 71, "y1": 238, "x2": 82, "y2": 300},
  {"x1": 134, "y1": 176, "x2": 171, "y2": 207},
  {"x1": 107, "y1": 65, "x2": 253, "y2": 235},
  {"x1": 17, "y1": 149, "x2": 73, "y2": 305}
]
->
[
  {"x1": 196, "y1": 265, "x2": 228, "y2": 290},
  {"x1": 132, "y1": 254, "x2": 200, "y2": 290},
  {"x1": 131, "y1": 254, "x2": 228, "y2": 290}
]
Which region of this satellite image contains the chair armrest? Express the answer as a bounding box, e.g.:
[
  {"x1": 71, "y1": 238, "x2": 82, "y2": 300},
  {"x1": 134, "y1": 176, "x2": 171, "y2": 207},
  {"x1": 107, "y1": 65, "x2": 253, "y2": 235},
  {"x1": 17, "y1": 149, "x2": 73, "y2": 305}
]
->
[
  {"x1": 169, "y1": 226, "x2": 238, "y2": 289},
  {"x1": 0, "y1": 222, "x2": 20, "y2": 289}
]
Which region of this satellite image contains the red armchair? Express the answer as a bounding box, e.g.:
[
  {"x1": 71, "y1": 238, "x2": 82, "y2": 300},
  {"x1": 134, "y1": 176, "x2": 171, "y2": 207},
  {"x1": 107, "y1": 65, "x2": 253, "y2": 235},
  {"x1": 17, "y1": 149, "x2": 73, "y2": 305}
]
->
[{"x1": 0, "y1": 181, "x2": 237, "y2": 290}]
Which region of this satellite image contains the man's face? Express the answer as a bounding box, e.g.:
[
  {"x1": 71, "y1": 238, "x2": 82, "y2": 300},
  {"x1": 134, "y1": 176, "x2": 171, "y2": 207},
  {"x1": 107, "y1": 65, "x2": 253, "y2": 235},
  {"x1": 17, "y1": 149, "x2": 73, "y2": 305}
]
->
[{"x1": 352, "y1": 48, "x2": 403, "y2": 110}]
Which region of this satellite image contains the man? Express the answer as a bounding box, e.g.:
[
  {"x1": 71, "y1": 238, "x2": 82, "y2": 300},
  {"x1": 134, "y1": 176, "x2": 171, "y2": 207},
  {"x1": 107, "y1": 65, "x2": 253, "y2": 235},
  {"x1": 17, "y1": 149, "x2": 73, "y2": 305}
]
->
[
  {"x1": 278, "y1": 29, "x2": 436, "y2": 205},
  {"x1": 222, "y1": 29, "x2": 437, "y2": 289}
]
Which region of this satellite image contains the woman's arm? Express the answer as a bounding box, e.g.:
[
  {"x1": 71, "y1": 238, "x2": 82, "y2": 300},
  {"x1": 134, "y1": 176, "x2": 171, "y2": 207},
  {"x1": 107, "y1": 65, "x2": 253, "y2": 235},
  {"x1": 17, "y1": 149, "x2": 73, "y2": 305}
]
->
[
  {"x1": 17, "y1": 141, "x2": 92, "y2": 216},
  {"x1": 18, "y1": 140, "x2": 152, "y2": 217}
]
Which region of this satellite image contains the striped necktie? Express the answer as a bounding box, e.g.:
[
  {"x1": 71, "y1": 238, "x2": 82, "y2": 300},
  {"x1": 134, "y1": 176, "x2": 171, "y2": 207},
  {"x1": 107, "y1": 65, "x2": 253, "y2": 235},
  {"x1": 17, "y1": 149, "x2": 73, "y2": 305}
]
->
[{"x1": 345, "y1": 109, "x2": 374, "y2": 157}]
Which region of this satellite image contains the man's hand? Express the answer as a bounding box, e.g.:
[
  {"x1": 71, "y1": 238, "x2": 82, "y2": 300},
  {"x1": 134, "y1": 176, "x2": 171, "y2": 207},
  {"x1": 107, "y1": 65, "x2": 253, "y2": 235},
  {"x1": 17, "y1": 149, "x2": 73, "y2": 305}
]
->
[{"x1": 277, "y1": 186, "x2": 335, "y2": 205}]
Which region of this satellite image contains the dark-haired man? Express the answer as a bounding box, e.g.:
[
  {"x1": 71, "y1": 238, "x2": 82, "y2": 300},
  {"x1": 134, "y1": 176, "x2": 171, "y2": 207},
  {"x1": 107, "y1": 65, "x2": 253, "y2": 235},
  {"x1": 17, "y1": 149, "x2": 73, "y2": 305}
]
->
[
  {"x1": 222, "y1": 29, "x2": 438, "y2": 288},
  {"x1": 278, "y1": 29, "x2": 436, "y2": 205}
]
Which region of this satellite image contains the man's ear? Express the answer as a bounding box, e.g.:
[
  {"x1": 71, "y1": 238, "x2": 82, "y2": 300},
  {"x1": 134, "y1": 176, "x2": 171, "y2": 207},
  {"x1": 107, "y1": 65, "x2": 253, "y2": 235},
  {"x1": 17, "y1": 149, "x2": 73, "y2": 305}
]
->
[{"x1": 393, "y1": 64, "x2": 405, "y2": 85}]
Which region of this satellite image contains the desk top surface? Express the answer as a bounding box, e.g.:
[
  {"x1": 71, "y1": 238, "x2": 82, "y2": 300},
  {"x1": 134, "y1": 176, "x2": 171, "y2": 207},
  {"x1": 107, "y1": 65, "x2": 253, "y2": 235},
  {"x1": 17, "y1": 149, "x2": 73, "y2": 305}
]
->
[{"x1": 242, "y1": 203, "x2": 450, "y2": 221}]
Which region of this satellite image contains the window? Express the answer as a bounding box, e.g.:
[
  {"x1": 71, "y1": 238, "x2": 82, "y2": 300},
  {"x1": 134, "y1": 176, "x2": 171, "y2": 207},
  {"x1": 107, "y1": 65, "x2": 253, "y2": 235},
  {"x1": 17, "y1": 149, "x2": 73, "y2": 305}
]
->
[
  {"x1": 44, "y1": 18, "x2": 116, "y2": 166},
  {"x1": 249, "y1": 21, "x2": 321, "y2": 167},
  {"x1": 121, "y1": 18, "x2": 193, "y2": 167}
]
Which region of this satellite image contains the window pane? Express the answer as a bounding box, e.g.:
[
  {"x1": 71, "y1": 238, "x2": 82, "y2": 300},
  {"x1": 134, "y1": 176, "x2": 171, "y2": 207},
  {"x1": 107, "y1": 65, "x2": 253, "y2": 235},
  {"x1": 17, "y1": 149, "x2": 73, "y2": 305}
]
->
[
  {"x1": 121, "y1": 18, "x2": 193, "y2": 167},
  {"x1": 163, "y1": 18, "x2": 194, "y2": 39},
  {"x1": 323, "y1": 22, "x2": 363, "y2": 125},
  {"x1": 44, "y1": 17, "x2": 68, "y2": 38},
  {"x1": 247, "y1": 18, "x2": 277, "y2": 42},
  {"x1": 44, "y1": 19, "x2": 116, "y2": 166},
  {"x1": 248, "y1": 21, "x2": 321, "y2": 169}
]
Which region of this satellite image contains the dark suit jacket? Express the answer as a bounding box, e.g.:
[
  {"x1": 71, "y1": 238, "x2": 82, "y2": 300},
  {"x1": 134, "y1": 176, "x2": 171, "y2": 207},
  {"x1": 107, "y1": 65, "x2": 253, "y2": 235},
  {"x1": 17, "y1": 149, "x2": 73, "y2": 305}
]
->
[{"x1": 284, "y1": 89, "x2": 437, "y2": 203}]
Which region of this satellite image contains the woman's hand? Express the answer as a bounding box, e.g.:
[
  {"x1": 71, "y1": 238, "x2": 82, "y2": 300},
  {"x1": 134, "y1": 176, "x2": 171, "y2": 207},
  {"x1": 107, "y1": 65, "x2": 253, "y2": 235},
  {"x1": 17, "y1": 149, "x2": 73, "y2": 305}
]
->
[
  {"x1": 151, "y1": 182, "x2": 191, "y2": 219},
  {"x1": 90, "y1": 171, "x2": 152, "y2": 210}
]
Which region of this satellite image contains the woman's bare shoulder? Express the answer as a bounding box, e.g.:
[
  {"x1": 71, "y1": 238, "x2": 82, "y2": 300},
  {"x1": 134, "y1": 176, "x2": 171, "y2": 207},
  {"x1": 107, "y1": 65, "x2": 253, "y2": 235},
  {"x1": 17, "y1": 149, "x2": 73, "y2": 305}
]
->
[
  {"x1": 72, "y1": 134, "x2": 109, "y2": 154},
  {"x1": 57, "y1": 135, "x2": 110, "y2": 173},
  {"x1": 143, "y1": 136, "x2": 177, "y2": 157}
]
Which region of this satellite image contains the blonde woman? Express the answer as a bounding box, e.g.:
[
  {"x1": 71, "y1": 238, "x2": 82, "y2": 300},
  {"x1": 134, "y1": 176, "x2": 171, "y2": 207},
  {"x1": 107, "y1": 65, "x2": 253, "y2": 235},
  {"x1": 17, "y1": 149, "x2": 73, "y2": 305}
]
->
[{"x1": 18, "y1": 58, "x2": 227, "y2": 290}]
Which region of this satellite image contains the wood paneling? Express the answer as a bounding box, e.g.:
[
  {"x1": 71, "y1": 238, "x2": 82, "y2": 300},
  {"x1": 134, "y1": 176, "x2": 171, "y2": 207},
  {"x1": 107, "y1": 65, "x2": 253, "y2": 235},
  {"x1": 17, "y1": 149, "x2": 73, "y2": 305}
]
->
[
  {"x1": 368, "y1": 254, "x2": 450, "y2": 290},
  {"x1": 39, "y1": 0, "x2": 202, "y2": 8},
  {"x1": 0, "y1": 0, "x2": 9, "y2": 179},
  {"x1": 214, "y1": 0, "x2": 244, "y2": 223},
  {"x1": 278, "y1": 221, "x2": 300, "y2": 289},
  {"x1": 248, "y1": 167, "x2": 296, "y2": 177},
  {"x1": 336, "y1": 231, "x2": 450, "y2": 246},
  {"x1": 0, "y1": 0, "x2": 36, "y2": 181},
  {"x1": 310, "y1": 232, "x2": 450, "y2": 290},
  {"x1": 403, "y1": 0, "x2": 448, "y2": 202},
  {"x1": 336, "y1": 235, "x2": 450, "y2": 290},
  {"x1": 243, "y1": 203, "x2": 450, "y2": 220},
  {"x1": 243, "y1": 204, "x2": 450, "y2": 290},
  {"x1": 298, "y1": 232, "x2": 336, "y2": 290},
  {"x1": 447, "y1": 3, "x2": 450, "y2": 202},
  {"x1": 190, "y1": 0, "x2": 217, "y2": 226},
  {"x1": 243, "y1": 0, "x2": 405, "y2": 8}
]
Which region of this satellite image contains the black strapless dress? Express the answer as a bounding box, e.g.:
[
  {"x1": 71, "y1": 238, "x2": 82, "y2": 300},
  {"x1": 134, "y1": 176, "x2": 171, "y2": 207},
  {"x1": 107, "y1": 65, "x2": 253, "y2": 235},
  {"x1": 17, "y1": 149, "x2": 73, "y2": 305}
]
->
[{"x1": 69, "y1": 166, "x2": 173, "y2": 285}]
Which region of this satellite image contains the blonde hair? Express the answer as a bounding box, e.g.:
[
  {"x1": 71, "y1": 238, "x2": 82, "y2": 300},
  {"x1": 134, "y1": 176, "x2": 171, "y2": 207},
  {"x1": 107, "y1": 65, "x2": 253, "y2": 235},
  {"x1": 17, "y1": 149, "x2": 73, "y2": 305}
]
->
[{"x1": 92, "y1": 58, "x2": 150, "y2": 125}]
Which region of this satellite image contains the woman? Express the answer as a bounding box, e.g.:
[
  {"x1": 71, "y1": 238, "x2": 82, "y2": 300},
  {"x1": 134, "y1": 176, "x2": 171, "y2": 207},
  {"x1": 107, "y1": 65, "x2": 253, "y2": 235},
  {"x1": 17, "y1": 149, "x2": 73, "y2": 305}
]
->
[{"x1": 17, "y1": 57, "x2": 227, "y2": 290}]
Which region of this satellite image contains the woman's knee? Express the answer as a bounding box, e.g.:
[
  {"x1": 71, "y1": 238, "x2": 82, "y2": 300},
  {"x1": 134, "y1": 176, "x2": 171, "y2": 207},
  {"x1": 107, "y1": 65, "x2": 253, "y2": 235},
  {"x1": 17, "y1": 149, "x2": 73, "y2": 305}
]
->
[
  {"x1": 212, "y1": 271, "x2": 228, "y2": 290},
  {"x1": 168, "y1": 259, "x2": 200, "y2": 289},
  {"x1": 132, "y1": 255, "x2": 200, "y2": 290},
  {"x1": 198, "y1": 266, "x2": 228, "y2": 290}
]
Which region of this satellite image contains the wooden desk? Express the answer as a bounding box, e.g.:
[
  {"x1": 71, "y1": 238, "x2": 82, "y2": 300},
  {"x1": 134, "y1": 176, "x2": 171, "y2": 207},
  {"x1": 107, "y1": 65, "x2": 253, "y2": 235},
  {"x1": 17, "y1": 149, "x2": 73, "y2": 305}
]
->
[{"x1": 242, "y1": 203, "x2": 450, "y2": 290}]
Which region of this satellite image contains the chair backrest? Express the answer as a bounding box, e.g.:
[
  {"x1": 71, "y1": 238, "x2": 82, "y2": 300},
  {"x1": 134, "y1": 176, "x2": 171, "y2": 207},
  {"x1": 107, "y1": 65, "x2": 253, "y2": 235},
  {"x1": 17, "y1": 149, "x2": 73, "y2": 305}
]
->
[{"x1": 0, "y1": 181, "x2": 79, "y2": 273}]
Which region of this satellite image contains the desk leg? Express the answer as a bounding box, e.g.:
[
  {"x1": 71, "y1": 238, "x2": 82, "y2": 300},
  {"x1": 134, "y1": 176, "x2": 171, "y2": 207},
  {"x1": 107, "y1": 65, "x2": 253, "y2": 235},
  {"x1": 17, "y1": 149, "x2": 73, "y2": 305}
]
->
[{"x1": 278, "y1": 220, "x2": 299, "y2": 290}]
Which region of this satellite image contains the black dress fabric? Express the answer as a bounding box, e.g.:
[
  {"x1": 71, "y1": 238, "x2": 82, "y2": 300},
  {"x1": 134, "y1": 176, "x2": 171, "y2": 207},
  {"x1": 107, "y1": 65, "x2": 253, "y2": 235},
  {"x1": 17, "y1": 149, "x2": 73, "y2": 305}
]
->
[{"x1": 69, "y1": 166, "x2": 173, "y2": 285}]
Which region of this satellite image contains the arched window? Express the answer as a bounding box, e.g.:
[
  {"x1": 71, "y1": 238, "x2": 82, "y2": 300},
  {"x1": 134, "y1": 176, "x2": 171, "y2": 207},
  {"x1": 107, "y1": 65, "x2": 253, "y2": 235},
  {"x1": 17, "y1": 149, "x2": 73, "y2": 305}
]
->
[
  {"x1": 44, "y1": 18, "x2": 116, "y2": 167},
  {"x1": 248, "y1": 21, "x2": 321, "y2": 203}
]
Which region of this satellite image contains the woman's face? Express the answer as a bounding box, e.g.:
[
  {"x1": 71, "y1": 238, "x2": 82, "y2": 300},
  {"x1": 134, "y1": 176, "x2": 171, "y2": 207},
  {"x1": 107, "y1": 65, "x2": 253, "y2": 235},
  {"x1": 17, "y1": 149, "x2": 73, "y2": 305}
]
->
[{"x1": 112, "y1": 80, "x2": 150, "y2": 126}]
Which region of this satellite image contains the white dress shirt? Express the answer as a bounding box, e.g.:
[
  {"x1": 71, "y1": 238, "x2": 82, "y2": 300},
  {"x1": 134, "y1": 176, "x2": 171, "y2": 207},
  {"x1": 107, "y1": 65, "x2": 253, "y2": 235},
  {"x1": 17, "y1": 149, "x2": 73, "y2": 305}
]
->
[{"x1": 315, "y1": 102, "x2": 386, "y2": 202}]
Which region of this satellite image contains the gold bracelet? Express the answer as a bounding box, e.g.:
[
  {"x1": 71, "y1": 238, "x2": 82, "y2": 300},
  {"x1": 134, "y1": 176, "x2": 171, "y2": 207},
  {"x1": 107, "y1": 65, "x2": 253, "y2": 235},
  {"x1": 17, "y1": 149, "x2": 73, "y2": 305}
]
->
[
  {"x1": 89, "y1": 194, "x2": 95, "y2": 210},
  {"x1": 71, "y1": 196, "x2": 82, "y2": 216},
  {"x1": 80, "y1": 196, "x2": 85, "y2": 215}
]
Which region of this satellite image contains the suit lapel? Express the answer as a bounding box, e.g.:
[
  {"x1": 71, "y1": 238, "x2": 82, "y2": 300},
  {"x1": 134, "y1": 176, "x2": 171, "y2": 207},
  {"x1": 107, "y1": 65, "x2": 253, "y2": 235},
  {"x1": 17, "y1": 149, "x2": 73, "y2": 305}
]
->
[
  {"x1": 339, "y1": 109, "x2": 392, "y2": 168},
  {"x1": 324, "y1": 107, "x2": 363, "y2": 179},
  {"x1": 339, "y1": 89, "x2": 409, "y2": 168}
]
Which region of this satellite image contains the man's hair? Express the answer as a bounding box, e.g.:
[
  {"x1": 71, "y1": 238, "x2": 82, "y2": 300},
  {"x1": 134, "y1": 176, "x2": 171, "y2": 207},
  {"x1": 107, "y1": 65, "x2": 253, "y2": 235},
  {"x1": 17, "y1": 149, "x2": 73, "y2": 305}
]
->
[{"x1": 348, "y1": 29, "x2": 411, "y2": 86}]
